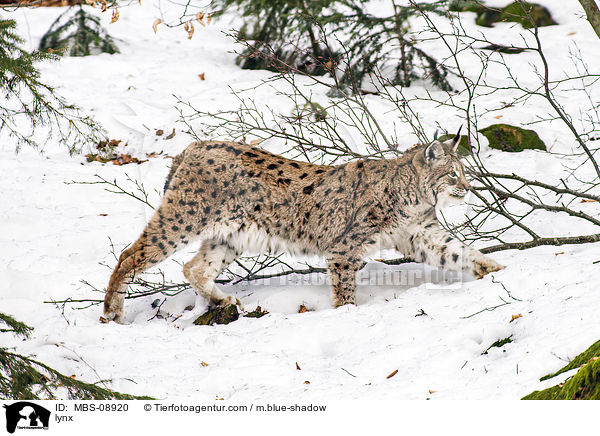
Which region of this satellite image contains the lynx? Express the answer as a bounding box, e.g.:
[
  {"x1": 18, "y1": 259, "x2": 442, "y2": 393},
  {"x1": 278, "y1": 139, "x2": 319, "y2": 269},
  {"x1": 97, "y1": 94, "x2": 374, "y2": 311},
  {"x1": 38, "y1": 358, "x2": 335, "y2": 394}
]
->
[{"x1": 102, "y1": 131, "x2": 505, "y2": 323}]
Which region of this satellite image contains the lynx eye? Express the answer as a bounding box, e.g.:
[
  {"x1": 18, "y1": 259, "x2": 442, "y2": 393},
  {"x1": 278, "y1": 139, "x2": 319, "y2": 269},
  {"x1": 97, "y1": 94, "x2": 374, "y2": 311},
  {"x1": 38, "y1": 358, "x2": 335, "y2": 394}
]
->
[{"x1": 449, "y1": 169, "x2": 458, "y2": 179}]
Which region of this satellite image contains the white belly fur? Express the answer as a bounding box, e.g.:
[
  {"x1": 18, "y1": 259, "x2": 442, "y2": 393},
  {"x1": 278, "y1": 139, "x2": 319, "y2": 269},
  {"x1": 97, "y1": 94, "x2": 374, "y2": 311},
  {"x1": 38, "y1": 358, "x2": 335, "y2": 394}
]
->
[{"x1": 207, "y1": 222, "x2": 401, "y2": 259}]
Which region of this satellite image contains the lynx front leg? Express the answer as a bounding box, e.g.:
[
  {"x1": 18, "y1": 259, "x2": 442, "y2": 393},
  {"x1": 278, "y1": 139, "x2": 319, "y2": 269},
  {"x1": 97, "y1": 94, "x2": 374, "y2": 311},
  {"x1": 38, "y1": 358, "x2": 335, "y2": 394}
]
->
[
  {"x1": 182, "y1": 238, "x2": 243, "y2": 310},
  {"x1": 404, "y1": 223, "x2": 505, "y2": 279},
  {"x1": 327, "y1": 257, "x2": 361, "y2": 307}
]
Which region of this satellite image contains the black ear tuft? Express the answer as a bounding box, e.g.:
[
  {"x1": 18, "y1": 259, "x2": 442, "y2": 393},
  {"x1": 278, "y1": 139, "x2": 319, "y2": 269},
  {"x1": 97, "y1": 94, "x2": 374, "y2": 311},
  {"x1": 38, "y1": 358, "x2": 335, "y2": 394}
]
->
[
  {"x1": 433, "y1": 129, "x2": 439, "y2": 141},
  {"x1": 451, "y1": 125, "x2": 463, "y2": 152}
]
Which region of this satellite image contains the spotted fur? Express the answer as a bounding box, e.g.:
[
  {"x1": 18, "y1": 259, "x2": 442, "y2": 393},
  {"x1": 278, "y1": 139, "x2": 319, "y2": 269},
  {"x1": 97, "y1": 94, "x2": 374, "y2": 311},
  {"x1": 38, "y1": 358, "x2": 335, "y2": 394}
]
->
[{"x1": 103, "y1": 134, "x2": 505, "y2": 322}]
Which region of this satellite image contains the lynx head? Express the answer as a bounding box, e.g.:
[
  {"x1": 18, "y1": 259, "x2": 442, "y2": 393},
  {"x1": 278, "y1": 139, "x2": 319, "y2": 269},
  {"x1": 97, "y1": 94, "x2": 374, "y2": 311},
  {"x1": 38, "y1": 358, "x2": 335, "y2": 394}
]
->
[{"x1": 417, "y1": 128, "x2": 471, "y2": 208}]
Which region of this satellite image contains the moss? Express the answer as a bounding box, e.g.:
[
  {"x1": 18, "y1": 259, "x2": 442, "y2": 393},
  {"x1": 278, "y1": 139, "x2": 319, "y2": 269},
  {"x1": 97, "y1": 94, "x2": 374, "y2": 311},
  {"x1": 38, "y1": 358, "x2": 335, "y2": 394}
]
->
[
  {"x1": 475, "y1": 10, "x2": 503, "y2": 27},
  {"x1": 193, "y1": 305, "x2": 272, "y2": 325},
  {"x1": 244, "y1": 306, "x2": 269, "y2": 318},
  {"x1": 194, "y1": 304, "x2": 240, "y2": 326},
  {"x1": 540, "y1": 339, "x2": 600, "y2": 381},
  {"x1": 0, "y1": 313, "x2": 33, "y2": 339},
  {"x1": 500, "y1": 2, "x2": 557, "y2": 28},
  {"x1": 523, "y1": 357, "x2": 600, "y2": 400},
  {"x1": 0, "y1": 349, "x2": 153, "y2": 400},
  {"x1": 437, "y1": 134, "x2": 471, "y2": 156},
  {"x1": 479, "y1": 124, "x2": 546, "y2": 152},
  {"x1": 449, "y1": 0, "x2": 486, "y2": 13},
  {"x1": 456, "y1": 0, "x2": 556, "y2": 29}
]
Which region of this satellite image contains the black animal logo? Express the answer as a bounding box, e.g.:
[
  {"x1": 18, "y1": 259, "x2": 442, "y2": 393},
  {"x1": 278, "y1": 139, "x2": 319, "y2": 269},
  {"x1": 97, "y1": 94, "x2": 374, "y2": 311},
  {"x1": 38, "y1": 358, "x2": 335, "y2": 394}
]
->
[{"x1": 3, "y1": 402, "x2": 50, "y2": 433}]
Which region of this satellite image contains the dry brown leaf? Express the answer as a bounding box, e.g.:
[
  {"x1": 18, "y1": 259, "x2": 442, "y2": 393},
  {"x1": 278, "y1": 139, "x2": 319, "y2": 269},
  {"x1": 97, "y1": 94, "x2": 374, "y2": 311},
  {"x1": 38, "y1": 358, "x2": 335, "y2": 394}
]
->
[
  {"x1": 494, "y1": 115, "x2": 503, "y2": 119},
  {"x1": 196, "y1": 11, "x2": 205, "y2": 25},
  {"x1": 386, "y1": 369, "x2": 398, "y2": 379},
  {"x1": 554, "y1": 252, "x2": 565, "y2": 256},
  {"x1": 165, "y1": 128, "x2": 176, "y2": 140},
  {"x1": 207, "y1": 13, "x2": 212, "y2": 24},
  {"x1": 100, "y1": 0, "x2": 107, "y2": 12},
  {"x1": 510, "y1": 314, "x2": 523, "y2": 323},
  {"x1": 298, "y1": 305, "x2": 307, "y2": 313},
  {"x1": 296, "y1": 362, "x2": 301, "y2": 370},
  {"x1": 152, "y1": 18, "x2": 162, "y2": 34},
  {"x1": 184, "y1": 21, "x2": 194, "y2": 39},
  {"x1": 580, "y1": 198, "x2": 598, "y2": 203},
  {"x1": 428, "y1": 389, "x2": 436, "y2": 394},
  {"x1": 198, "y1": 73, "x2": 205, "y2": 80},
  {"x1": 304, "y1": 380, "x2": 310, "y2": 384},
  {"x1": 568, "y1": 32, "x2": 576, "y2": 36},
  {"x1": 99, "y1": 213, "x2": 108, "y2": 216},
  {"x1": 249, "y1": 138, "x2": 264, "y2": 146},
  {"x1": 201, "y1": 361, "x2": 209, "y2": 367},
  {"x1": 155, "y1": 129, "x2": 164, "y2": 136},
  {"x1": 110, "y1": 8, "x2": 119, "y2": 23}
]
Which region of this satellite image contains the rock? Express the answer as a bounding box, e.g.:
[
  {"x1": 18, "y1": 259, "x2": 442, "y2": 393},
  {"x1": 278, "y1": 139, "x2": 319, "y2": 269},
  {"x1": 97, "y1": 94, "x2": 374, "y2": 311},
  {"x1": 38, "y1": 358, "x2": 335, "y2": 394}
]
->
[
  {"x1": 193, "y1": 304, "x2": 239, "y2": 326},
  {"x1": 523, "y1": 339, "x2": 600, "y2": 399},
  {"x1": 500, "y1": 1, "x2": 557, "y2": 28},
  {"x1": 479, "y1": 124, "x2": 546, "y2": 152},
  {"x1": 438, "y1": 133, "x2": 471, "y2": 156}
]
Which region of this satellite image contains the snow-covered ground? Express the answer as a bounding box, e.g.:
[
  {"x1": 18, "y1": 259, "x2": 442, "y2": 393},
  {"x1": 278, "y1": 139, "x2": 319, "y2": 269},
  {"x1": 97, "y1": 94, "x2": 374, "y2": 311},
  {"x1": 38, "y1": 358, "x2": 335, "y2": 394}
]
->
[{"x1": 2, "y1": 0, "x2": 600, "y2": 401}]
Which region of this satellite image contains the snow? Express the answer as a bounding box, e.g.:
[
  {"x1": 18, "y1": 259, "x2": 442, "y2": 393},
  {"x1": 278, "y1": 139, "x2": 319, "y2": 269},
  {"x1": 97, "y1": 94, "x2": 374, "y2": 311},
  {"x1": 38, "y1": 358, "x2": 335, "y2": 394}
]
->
[{"x1": 2, "y1": 0, "x2": 600, "y2": 403}]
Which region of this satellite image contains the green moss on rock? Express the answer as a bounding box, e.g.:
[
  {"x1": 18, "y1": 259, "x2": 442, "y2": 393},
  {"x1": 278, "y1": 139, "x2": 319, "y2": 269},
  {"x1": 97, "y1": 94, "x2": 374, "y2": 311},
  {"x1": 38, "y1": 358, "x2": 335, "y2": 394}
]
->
[
  {"x1": 194, "y1": 304, "x2": 240, "y2": 326},
  {"x1": 453, "y1": 0, "x2": 556, "y2": 29},
  {"x1": 475, "y1": 10, "x2": 503, "y2": 27},
  {"x1": 194, "y1": 305, "x2": 270, "y2": 325},
  {"x1": 438, "y1": 134, "x2": 471, "y2": 156},
  {"x1": 540, "y1": 339, "x2": 600, "y2": 381},
  {"x1": 449, "y1": 0, "x2": 486, "y2": 13},
  {"x1": 479, "y1": 124, "x2": 546, "y2": 152},
  {"x1": 244, "y1": 306, "x2": 269, "y2": 318},
  {"x1": 523, "y1": 357, "x2": 600, "y2": 400},
  {"x1": 500, "y1": 1, "x2": 557, "y2": 28}
]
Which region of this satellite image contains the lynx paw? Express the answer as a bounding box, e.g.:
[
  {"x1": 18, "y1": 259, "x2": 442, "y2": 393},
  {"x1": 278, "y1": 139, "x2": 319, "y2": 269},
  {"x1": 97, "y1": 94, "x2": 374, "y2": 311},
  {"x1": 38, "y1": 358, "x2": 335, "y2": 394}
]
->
[
  {"x1": 100, "y1": 310, "x2": 124, "y2": 324},
  {"x1": 473, "y1": 257, "x2": 506, "y2": 279},
  {"x1": 101, "y1": 292, "x2": 125, "y2": 324},
  {"x1": 212, "y1": 295, "x2": 244, "y2": 311}
]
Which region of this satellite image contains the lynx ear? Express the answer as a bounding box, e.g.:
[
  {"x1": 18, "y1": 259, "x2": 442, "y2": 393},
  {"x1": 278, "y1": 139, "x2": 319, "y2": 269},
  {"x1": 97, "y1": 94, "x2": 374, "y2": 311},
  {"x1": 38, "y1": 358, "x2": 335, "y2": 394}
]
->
[
  {"x1": 450, "y1": 125, "x2": 463, "y2": 153},
  {"x1": 424, "y1": 140, "x2": 445, "y2": 162}
]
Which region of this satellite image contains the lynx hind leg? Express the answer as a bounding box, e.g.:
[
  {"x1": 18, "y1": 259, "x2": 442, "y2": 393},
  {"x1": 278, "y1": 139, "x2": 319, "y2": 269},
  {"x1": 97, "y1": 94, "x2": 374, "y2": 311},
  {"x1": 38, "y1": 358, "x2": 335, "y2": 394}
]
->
[
  {"x1": 328, "y1": 258, "x2": 360, "y2": 307},
  {"x1": 103, "y1": 197, "x2": 200, "y2": 323},
  {"x1": 182, "y1": 238, "x2": 243, "y2": 311},
  {"x1": 103, "y1": 229, "x2": 175, "y2": 323}
]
